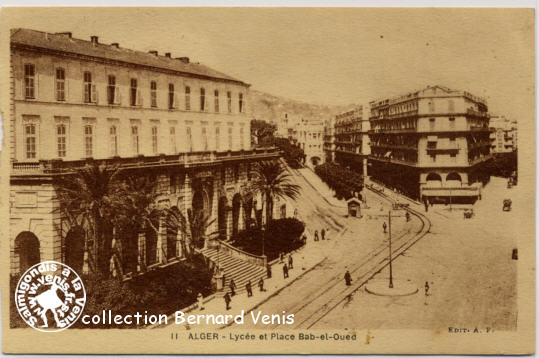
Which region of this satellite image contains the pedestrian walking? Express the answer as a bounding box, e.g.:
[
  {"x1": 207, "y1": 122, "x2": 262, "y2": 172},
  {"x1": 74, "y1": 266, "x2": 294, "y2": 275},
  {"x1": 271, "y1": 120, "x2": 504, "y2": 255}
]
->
[
  {"x1": 224, "y1": 292, "x2": 231, "y2": 310},
  {"x1": 314, "y1": 230, "x2": 319, "y2": 241},
  {"x1": 321, "y1": 228, "x2": 326, "y2": 240},
  {"x1": 229, "y1": 279, "x2": 236, "y2": 296},
  {"x1": 288, "y1": 254, "x2": 294, "y2": 269},
  {"x1": 383, "y1": 221, "x2": 387, "y2": 233},
  {"x1": 266, "y1": 264, "x2": 272, "y2": 278},
  {"x1": 424, "y1": 281, "x2": 430, "y2": 297},
  {"x1": 406, "y1": 212, "x2": 411, "y2": 222},
  {"x1": 344, "y1": 270, "x2": 352, "y2": 286},
  {"x1": 258, "y1": 277, "x2": 265, "y2": 292},
  {"x1": 283, "y1": 264, "x2": 289, "y2": 278},
  {"x1": 279, "y1": 252, "x2": 285, "y2": 263},
  {"x1": 246, "y1": 280, "x2": 253, "y2": 297},
  {"x1": 197, "y1": 292, "x2": 205, "y2": 311}
]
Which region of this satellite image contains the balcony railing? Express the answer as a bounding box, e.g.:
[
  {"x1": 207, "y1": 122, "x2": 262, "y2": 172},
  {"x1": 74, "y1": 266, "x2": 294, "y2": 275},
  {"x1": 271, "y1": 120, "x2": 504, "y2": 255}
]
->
[{"x1": 12, "y1": 147, "x2": 280, "y2": 177}]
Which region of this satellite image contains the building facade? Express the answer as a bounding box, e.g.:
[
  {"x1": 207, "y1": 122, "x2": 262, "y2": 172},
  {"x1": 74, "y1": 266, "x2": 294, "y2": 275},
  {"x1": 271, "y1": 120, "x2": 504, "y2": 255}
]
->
[
  {"x1": 294, "y1": 119, "x2": 324, "y2": 167},
  {"x1": 323, "y1": 117, "x2": 335, "y2": 163},
  {"x1": 368, "y1": 85, "x2": 491, "y2": 203},
  {"x1": 9, "y1": 29, "x2": 279, "y2": 275},
  {"x1": 489, "y1": 115, "x2": 518, "y2": 153},
  {"x1": 333, "y1": 107, "x2": 370, "y2": 174}
]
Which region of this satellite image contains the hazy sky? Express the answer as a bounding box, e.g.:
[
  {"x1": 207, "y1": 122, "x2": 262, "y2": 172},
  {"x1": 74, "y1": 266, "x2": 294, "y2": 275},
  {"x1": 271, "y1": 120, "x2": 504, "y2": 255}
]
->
[{"x1": 2, "y1": 7, "x2": 534, "y2": 123}]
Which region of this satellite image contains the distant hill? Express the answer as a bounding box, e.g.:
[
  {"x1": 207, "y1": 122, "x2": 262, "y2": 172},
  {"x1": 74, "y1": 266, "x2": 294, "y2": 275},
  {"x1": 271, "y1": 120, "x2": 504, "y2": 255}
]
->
[{"x1": 249, "y1": 89, "x2": 356, "y2": 124}]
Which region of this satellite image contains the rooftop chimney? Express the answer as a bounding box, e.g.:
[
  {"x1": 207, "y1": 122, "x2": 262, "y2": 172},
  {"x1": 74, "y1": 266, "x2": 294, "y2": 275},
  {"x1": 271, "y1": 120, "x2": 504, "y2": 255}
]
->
[
  {"x1": 177, "y1": 57, "x2": 190, "y2": 64},
  {"x1": 90, "y1": 36, "x2": 99, "y2": 45},
  {"x1": 165, "y1": 52, "x2": 171, "y2": 58},
  {"x1": 111, "y1": 42, "x2": 120, "y2": 48},
  {"x1": 56, "y1": 32, "x2": 72, "y2": 38},
  {"x1": 149, "y1": 50, "x2": 158, "y2": 56}
]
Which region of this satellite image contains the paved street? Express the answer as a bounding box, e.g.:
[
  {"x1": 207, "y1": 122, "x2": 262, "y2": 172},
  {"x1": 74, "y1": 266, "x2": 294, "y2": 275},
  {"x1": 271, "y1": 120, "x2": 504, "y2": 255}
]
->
[
  {"x1": 222, "y1": 171, "x2": 517, "y2": 331},
  {"x1": 223, "y1": 167, "x2": 427, "y2": 329}
]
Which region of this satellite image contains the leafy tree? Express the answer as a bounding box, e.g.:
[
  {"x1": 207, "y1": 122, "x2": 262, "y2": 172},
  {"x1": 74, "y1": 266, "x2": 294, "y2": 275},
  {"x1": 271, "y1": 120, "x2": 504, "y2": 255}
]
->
[
  {"x1": 315, "y1": 162, "x2": 363, "y2": 200},
  {"x1": 55, "y1": 162, "x2": 123, "y2": 278},
  {"x1": 250, "y1": 160, "x2": 301, "y2": 229},
  {"x1": 274, "y1": 137, "x2": 306, "y2": 168},
  {"x1": 251, "y1": 119, "x2": 277, "y2": 147}
]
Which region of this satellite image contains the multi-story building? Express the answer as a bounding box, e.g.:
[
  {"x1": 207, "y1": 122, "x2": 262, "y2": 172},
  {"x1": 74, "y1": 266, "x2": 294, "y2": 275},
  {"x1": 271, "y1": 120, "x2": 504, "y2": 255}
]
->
[
  {"x1": 294, "y1": 119, "x2": 324, "y2": 167},
  {"x1": 333, "y1": 107, "x2": 370, "y2": 174},
  {"x1": 368, "y1": 85, "x2": 491, "y2": 203},
  {"x1": 323, "y1": 117, "x2": 335, "y2": 163},
  {"x1": 9, "y1": 28, "x2": 279, "y2": 275},
  {"x1": 489, "y1": 115, "x2": 518, "y2": 153}
]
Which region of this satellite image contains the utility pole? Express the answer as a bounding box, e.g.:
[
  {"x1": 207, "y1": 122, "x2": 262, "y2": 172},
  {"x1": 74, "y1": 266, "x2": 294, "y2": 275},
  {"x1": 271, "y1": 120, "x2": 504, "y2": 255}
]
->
[{"x1": 389, "y1": 210, "x2": 393, "y2": 288}]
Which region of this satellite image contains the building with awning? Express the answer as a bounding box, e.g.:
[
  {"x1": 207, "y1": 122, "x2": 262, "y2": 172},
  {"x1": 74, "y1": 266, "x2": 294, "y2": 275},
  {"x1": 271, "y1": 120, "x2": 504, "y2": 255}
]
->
[{"x1": 368, "y1": 85, "x2": 491, "y2": 203}]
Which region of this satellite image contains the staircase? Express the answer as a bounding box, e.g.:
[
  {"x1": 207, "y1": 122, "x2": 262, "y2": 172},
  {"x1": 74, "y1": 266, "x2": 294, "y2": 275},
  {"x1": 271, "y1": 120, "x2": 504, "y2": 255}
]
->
[{"x1": 200, "y1": 247, "x2": 267, "y2": 296}]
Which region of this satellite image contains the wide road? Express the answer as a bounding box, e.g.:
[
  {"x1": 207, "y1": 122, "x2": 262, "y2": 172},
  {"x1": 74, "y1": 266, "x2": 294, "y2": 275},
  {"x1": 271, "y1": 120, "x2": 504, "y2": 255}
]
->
[{"x1": 223, "y1": 168, "x2": 430, "y2": 330}]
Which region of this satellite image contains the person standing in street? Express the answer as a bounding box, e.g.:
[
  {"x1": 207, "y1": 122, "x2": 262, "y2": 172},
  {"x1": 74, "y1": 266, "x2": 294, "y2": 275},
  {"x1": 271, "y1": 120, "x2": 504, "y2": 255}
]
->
[
  {"x1": 344, "y1": 270, "x2": 352, "y2": 286},
  {"x1": 383, "y1": 221, "x2": 387, "y2": 233},
  {"x1": 279, "y1": 252, "x2": 284, "y2": 263},
  {"x1": 229, "y1": 279, "x2": 236, "y2": 297},
  {"x1": 425, "y1": 281, "x2": 430, "y2": 296},
  {"x1": 224, "y1": 292, "x2": 231, "y2": 310},
  {"x1": 258, "y1": 277, "x2": 265, "y2": 292},
  {"x1": 321, "y1": 228, "x2": 326, "y2": 240},
  {"x1": 314, "y1": 230, "x2": 319, "y2": 241},
  {"x1": 406, "y1": 212, "x2": 411, "y2": 222},
  {"x1": 246, "y1": 280, "x2": 253, "y2": 297},
  {"x1": 266, "y1": 264, "x2": 272, "y2": 278},
  {"x1": 283, "y1": 263, "x2": 289, "y2": 278},
  {"x1": 288, "y1": 254, "x2": 294, "y2": 269},
  {"x1": 197, "y1": 292, "x2": 205, "y2": 311}
]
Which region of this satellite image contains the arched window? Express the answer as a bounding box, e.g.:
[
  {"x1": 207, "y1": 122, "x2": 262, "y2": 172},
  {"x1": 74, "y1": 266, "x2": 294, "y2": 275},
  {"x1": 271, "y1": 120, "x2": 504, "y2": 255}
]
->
[
  {"x1": 446, "y1": 172, "x2": 462, "y2": 182},
  {"x1": 15, "y1": 232, "x2": 40, "y2": 273},
  {"x1": 426, "y1": 173, "x2": 442, "y2": 185},
  {"x1": 65, "y1": 227, "x2": 85, "y2": 273}
]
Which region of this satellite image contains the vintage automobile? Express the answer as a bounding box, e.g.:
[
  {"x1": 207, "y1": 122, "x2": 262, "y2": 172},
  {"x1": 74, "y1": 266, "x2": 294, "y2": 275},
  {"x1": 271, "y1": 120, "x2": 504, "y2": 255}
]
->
[{"x1": 503, "y1": 199, "x2": 512, "y2": 211}]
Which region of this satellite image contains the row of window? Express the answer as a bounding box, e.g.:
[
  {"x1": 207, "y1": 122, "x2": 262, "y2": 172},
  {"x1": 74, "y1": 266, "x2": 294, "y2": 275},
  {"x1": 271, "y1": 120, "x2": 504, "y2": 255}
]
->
[
  {"x1": 23, "y1": 64, "x2": 245, "y2": 113},
  {"x1": 24, "y1": 122, "x2": 245, "y2": 160}
]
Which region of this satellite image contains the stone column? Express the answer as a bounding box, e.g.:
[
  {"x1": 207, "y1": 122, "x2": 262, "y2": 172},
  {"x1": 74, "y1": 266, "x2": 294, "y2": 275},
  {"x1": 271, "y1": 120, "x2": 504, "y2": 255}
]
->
[
  {"x1": 157, "y1": 217, "x2": 165, "y2": 263},
  {"x1": 210, "y1": 181, "x2": 219, "y2": 238},
  {"x1": 225, "y1": 208, "x2": 233, "y2": 240},
  {"x1": 176, "y1": 231, "x2": 183, "y2": 258},
  {"x1": 137, "y1": 232, "x2": 145, "y2": 271}
]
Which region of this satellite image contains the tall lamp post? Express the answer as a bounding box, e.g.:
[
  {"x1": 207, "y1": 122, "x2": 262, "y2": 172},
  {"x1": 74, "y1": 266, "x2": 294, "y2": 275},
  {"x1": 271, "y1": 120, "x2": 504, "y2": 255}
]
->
[{"x1": 388, "y1": 210, "x2": 393, "y2": 289}]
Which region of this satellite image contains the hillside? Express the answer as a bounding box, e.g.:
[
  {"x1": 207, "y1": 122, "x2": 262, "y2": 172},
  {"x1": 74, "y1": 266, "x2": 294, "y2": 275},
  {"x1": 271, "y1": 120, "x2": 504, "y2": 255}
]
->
[{"x1": 249, "y1": 89, "x2": 356, "y2": 123}]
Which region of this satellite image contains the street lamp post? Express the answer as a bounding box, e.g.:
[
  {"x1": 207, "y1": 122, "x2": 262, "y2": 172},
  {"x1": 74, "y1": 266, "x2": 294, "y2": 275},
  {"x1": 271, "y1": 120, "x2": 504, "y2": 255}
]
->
[{"x1": 389, "y1": 210, "x2": 393, "y2": 289}]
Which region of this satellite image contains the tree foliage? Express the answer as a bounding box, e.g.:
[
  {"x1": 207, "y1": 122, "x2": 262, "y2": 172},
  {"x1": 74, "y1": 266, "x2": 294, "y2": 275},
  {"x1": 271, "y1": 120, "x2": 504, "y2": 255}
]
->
[
  {"x1": 232, "y1": 218, "x2": 305, "y2": 261},
  {"x1": 314, "y1": 162, "x2": 364, "y2": 200},
  {"x1": 273, "y1": 137, "x2": 306, "y2": 169}
]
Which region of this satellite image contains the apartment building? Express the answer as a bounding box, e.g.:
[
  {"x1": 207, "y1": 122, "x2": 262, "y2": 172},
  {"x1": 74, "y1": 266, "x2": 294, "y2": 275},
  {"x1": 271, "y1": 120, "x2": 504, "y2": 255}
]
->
[
  {"x1": 333, "y1": 106, "x2": 370, "y2": 174},
  {"x1": 369, "y1": 85, "x2": 491, "y2": 203},
  {"x1": 489, "y1": 115, "x2": 518, "y2": 153}
]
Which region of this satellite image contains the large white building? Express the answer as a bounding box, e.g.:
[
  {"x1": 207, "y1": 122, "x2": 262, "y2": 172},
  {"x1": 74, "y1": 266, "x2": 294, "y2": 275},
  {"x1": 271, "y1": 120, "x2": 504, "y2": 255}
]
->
[
  {"x1": 369, "y1": 85, "x2": 491, "y2": 203},
  {"x1": 9, "y1": 29, "x2": 279, "y2": 275},
  {"x1": 489, "y1": 115, "x2": 518, "y2": 153}
]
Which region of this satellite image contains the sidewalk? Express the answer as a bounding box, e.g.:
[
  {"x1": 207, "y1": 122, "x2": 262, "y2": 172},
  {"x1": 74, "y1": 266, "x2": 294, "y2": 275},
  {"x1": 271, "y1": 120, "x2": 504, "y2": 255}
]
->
[
  {"x1": 150, "y1": 227, "x2": 347, "y2": 329},
  {"x1": 296, "y1": 167, "x2": 348, "y2": 209}
]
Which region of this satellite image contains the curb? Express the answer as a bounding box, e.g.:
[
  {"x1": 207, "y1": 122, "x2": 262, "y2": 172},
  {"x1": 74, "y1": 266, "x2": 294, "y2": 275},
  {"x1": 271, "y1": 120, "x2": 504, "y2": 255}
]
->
[{"x1": 218, "y1": 256, "x2": 328, "y2": 329}]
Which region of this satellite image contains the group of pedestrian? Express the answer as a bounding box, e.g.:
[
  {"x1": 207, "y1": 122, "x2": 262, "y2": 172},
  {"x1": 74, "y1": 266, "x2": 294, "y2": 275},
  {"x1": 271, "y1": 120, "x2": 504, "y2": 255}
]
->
[{"x1": 313, "y1": 228, "x2": 327, "y2": 241}]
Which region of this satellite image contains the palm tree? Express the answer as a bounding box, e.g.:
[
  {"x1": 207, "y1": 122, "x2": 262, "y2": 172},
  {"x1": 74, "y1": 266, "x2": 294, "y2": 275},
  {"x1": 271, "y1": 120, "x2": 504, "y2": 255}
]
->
[
  {"x1": 55, "y1": 162, "x2": 123, "y2": 278},
  {"x1": 250, "y1": 160, "x2": 301, "y2": 230},
  {"x1": 186, "y1": 208, "x2": 217, "y2": 253}
]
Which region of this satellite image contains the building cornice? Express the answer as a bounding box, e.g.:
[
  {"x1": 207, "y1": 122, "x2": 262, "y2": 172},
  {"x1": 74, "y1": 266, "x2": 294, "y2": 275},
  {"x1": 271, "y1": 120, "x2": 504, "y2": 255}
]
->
[{"x1": 11, "y1": 43, "x2": 250, "y2": 88}]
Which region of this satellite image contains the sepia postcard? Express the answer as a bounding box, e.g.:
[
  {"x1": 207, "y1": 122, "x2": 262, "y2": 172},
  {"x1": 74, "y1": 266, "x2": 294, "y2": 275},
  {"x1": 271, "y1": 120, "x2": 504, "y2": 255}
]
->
[{"x1": 0, "y1": 6, "x2": 535, "y2": 355}]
